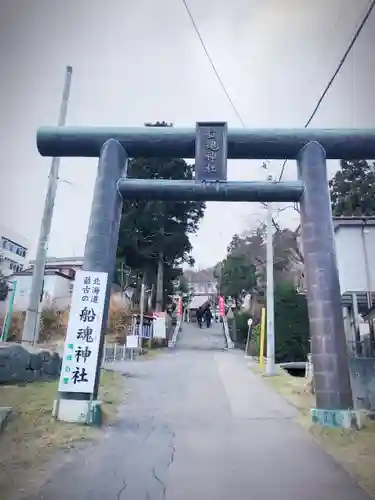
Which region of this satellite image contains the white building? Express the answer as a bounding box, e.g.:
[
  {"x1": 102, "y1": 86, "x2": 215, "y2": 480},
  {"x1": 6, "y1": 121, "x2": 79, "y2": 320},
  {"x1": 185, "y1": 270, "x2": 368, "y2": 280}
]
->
[
  {"x1": 333, "y1": 216, "x2": 375, "y2": 342},
  {"x1": 184, "y1": 269, "x2": 218, "y2": 296},
  {"x1": 11, "y1": 269, "x2": 74, "y2": 311},
  {"x1": 0, "y1": 224, "x2": 29, "y2": 276},
  {"x1": 334, "y1": 217, "x2": 375, "y2": 311},
  {"x1": 9, "y1": 256, "x2": 84, "y2": 311},
  {"x1": 7, "y1": 256, "x2": 124, "y2": 312}
]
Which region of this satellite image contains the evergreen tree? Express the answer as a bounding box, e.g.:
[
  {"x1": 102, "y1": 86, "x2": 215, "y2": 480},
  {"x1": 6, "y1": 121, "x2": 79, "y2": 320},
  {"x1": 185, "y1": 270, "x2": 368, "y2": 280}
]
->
[
  {"x1": 220, "y1": 254, "x2": 257, "y2": 301},
  {"x1": 117, "y1": 122, "x2": 205, "y2": 309},
  {"x1": 329, "y1": 159, "x2": 375, "y2": 216},
  {"x1": 273, "y1": 283, "x2": 310, "y2": 363}
]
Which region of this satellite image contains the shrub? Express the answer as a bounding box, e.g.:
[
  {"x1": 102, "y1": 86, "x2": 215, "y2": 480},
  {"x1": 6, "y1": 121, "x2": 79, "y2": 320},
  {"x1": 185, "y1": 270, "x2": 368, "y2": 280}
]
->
[
  {"x1": 273, "y1": 283, "x2": 310, "y2": 363},
  {"x1": 234, "y1": 310, "x2": 252, "y2": 345},
  {"x1": 3, "y1": 310, "x2": 26, "y2": 342},
  {"x1": 247, "y1": 324, "x2": 261, "y2": 357},
  {"x1": 106, "y1": 300, "x2": 133, "y2": 343},
  {"x1": 249, "y1": 283, "x2": 310, "y2": 363}
]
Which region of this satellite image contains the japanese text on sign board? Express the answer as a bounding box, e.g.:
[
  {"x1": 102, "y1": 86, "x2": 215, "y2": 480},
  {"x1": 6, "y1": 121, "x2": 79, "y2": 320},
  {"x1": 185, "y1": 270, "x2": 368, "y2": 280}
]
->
[
  {"x1": 204, "y1": 129, "x2": 220, "y2": 174},
  {"x1": 58, "y1": 270, "x2": 108, "y2": 394},
  {"x1": 195, "y1": 122, "x2": 228, "y2": 182}
]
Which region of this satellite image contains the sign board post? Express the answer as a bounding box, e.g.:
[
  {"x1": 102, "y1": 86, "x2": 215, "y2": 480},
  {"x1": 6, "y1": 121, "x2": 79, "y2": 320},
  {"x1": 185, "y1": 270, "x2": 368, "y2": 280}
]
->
[
  {"x1": 195, "y1": 122, "x2": 228, "y2": 182},
  {"x1": 58, "y1": 270, "x2": 108, "y2": 394},
  {"x1": 126, "y1": 334, "x2": 139, "y2": 360},
  {"x1": 245, "y1": 317, "x2": 253, "y2": 357}
]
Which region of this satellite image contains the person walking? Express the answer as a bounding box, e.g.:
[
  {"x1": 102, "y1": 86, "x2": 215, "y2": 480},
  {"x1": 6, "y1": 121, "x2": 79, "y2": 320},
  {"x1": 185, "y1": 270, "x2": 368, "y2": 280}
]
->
[
  {"x1": 196, "y1": 308, "x2": 203, "y2": 328},
  {"x1": 204, "y1": 305, "x2": 213, "y2": 328}
]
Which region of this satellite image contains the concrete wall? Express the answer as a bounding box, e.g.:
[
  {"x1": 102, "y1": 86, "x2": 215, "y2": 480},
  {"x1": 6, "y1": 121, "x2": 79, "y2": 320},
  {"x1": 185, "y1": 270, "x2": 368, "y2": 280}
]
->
[
  {"x1": 1, "y1": 277, "x2": 128, "y2": 315},
  {"x1": 51, "y1": 275, "x2": 73, "y2": 309},
  {"x1": 349, "y1": 357, "x2": 375, "y2": 411},
  {"x1": 335, "y1": 225, "x2": 375, "y2": 293},
  {"x1": 10, "y1": 274, "x2": 72, "y2": 311}
]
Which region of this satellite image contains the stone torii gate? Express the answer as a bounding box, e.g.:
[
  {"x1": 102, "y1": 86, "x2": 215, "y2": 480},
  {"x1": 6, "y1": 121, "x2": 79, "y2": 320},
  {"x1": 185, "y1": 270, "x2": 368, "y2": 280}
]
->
[{"x1": 38, "y1": 123, "x2": 375, "y2": 427}]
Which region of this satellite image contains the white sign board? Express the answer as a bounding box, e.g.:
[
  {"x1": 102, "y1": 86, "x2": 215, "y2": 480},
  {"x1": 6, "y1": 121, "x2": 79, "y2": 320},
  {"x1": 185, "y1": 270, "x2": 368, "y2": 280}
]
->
[
  {"x1": 153, "y1": 312, "x2": 166, "y2": 339},
  {"x1": 126, "y1": 335, "x2": 139, "y2": 349},
  {"x1": 58, "y1": 270, "x2": 108, "y2": 394}
]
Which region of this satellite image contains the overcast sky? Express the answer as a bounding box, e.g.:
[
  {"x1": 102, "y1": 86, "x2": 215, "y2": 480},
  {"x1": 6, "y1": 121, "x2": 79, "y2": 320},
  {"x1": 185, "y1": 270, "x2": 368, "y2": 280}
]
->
[{"x1": 0, "y1": 0, "x2": 374, "y2": 269}]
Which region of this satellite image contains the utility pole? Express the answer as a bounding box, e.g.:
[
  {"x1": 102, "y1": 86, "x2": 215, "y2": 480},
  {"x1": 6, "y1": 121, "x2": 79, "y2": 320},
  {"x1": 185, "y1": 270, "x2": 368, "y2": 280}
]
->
[
  {"x1": 266, "y1": 195, "x2": 275, "y2": 375},
  {"x1": 22, "y1": 66, "x2": 73, "y2": 345},
  {"x1": 262, "y1": 161, "x2": 275, "y2": 376}
]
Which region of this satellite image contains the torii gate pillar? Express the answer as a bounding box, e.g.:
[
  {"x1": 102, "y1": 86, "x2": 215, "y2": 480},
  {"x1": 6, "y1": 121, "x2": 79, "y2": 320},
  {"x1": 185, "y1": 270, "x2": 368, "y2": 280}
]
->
[{"x1": 298, "y1": 142, "x2": 357, "y2": 428}]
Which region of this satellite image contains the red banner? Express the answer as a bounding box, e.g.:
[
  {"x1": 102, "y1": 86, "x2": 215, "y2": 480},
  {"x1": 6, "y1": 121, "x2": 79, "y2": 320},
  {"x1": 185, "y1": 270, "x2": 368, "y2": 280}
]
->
[
  {"x1": 219, "y1": 296, "x2": 225, "y2": 317},
  {"x1": 177, "y1": 296, "x2": 183, "y2": 317}
]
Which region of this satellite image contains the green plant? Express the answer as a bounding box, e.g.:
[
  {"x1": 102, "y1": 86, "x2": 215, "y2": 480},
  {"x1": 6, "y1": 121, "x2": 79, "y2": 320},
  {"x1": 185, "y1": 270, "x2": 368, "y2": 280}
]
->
[
  {"x1": 235, "y1": 310, "x2": 251, "y2": 345},
  {"x1": 248, "y1": 324, "x2": 261, "y2": 357}
]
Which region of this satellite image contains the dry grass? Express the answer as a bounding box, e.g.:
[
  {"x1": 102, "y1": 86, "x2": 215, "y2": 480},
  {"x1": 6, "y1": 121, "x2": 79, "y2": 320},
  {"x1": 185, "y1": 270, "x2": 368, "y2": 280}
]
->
[
  {"x1": 250, "y1": 363, "x2": 375, "y2": 497},
  {"x1": 0, "y1": 369, "x2": 124, "y2": 500},
  {"x1": 1, "y1": 299, "x2": 134, "y2": 344}
]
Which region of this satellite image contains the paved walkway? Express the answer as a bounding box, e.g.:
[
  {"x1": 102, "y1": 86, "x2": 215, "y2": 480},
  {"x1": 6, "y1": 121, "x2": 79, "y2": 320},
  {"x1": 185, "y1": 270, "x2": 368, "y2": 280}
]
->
[{"x1": 24, "y1": 323, "x2": 370, "y2": 500}]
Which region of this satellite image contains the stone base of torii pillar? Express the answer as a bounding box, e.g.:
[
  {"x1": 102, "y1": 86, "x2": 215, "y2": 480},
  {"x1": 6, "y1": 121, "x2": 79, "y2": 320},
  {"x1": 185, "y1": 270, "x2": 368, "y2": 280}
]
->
[{"x1": 52, "y1": 398, "x2": 103, "y2": 426}]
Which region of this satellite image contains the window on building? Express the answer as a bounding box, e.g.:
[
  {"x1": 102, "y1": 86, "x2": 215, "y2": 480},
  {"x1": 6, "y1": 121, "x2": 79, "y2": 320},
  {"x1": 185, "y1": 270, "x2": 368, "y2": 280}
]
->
[
  {"x1": 1, "y1": 237, "x2": 27, "y2": 258},
  {"x1": 4, "y1": 257, "x2": 23, "y2": 273}
]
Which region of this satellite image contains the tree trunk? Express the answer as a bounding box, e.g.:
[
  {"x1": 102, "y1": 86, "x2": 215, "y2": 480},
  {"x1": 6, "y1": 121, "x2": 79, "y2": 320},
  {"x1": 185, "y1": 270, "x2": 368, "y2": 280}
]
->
[
  {"x1": 148, "y1": 283, "x2": 155, "y2": 311},
  {"x1": 155, "y1": 251, "x2": 164, "y2": 312}
]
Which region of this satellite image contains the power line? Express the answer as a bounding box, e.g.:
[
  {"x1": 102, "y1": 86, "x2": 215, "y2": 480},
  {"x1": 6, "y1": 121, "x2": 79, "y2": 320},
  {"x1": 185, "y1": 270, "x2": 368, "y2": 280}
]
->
[
  {"x1": 278, "y1": 0, "x2": 375, "y2": 181},
  {"x1": 181, "y1": 0, "x2": 246, "y2": 127},
  {"x1": 181, "y1": 0, "x2": 374, "y2": 199},
  {"x1": 182, "y1": 0, "x2": 272, "y2": 217}
]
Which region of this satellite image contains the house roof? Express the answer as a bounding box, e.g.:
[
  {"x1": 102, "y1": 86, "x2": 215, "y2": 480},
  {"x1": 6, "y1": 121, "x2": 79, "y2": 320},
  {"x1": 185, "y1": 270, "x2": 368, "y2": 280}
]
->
[
  {"x1": 29, "y1": 256, "x2": 84, "y2": 265},
  {"x1": 8, "y1": 269, "x2": 73, "y2": 280},
  {"x1": 188, "y1": 295, "x2": 212, "y2": 310}
]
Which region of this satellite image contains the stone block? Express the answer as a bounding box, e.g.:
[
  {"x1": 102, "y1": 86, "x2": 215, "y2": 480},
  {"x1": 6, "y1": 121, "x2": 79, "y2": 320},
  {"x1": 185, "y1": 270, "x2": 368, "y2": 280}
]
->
[
  {"x1": 311, "y1": 408, "x2": 364, "y2": 429},
  {"x1": 29, "y1": 352, "x2": 43, "y2": 371},
  {"x1": 53, "y1": 399, "x2": 102, "y2": 426},
  {"x1": 0, "y1": 343, "x2": 62, "y2": 385}
]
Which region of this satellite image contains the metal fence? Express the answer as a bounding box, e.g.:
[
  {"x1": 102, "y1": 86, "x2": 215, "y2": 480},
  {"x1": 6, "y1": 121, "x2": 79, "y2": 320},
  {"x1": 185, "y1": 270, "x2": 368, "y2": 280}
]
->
[
  {"x1": 102, "y1": 312, "x2": 177, "y2": 359},
  {"x1": 102, "y1": 343, "x2": 138, "y2": 363},
  {"x1": 347, "y1": 339, "x2": 375, "y2": 359},
  {"x1": 132, "y1": 322, "x2": 153, "y2": 339}
]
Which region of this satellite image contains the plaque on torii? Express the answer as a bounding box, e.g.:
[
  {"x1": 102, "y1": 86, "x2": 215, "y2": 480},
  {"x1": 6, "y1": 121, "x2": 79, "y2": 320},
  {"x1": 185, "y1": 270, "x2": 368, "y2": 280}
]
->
[{"x1": 195, "y1": 121, "x2": 228, "y2": 182}]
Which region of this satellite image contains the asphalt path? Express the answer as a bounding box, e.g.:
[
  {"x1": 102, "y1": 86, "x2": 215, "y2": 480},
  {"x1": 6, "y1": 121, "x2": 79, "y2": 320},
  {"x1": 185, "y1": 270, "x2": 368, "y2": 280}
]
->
[{"x1": 24, "y1": 322, "x2": 370, "y2": 500}]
